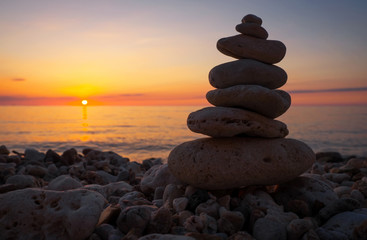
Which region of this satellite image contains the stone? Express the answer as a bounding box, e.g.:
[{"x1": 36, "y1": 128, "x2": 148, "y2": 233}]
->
[
  {"x1": 0, "y1": 188, "x2": 105, "y2": 240},
  {"x1": 183, "y1": 212, "x2": 217, "y2": 234},
  {"x1": 44, "y1": 149, "x2": 61, "y2": 164},
  {"x1": 173, "y1": 197, "x2": 189, "y2": 213},
  {"x1": 217, "y1": 35, "x2": 286, "y2": 64},
  {"x1": 206, "y1": 85, "x2": 291, "y2": 118},
  {"x1": 6, "y1": 174, "x2": 39, "y2": 189},
  {"x1": 209, "y1": 59, "x2": 287, "y2": 89},
  {"x1": 139, "y1": 234, "x2": 194, "y2": 240},
  {"x1": 140, "y1": 164, "x2": 182, "y2": 195},
  {"x1": 116, "y1": 205, "x2": 155, "y2": 235},
  {"x1": 118, "y1": 191, "x2": 152, "y2": 209},
  {"x1": 217, "y1": 207, "x2": 245, "y2": 235},
  {"x1": 317, "y1": 198, "x2": 361, "y2": 223},
  {"x1": 333, "y1": 186, "x2": 352, "y2": 198},
  {"x1": 286, "y1": 218, "x2": 314, "y2": 240},
  {"x1": 25, "y1": 148, "x2": 45, "y2": 162},
  {"x1": 274, "y1": 175, "x2": 339, "y2": 216},
  {"x1": 47, "y1": 174, "x2": 83, "y2": 191},
  {"x1": 186, "y1": 189, "x2": 210, "y2": 212},
  {"x1": 195, "y1": 199, "x2": 220, "y2": 219},
  {"x1": 353, "y1": 219, "x2": 367, "y2": 240},
  {"x1": 316, "y1": 209, "x2": 367, "y2": 239},
  {"x1": 187, "y1": 107, "x2": 288, "y2": 138},
  {"x1": 323, "y1": 172, "x2": 350, "y2": 184},
  {"x1": 0, "y1": 162, "x2": 16, "y2": 184},
  {"x1": 236, "y1": 23, "x2": 268, "y2": 39},
  {"x1": 61, "y1": 148, "x2": 81, "y2": 165},
  {"x1": 85, "y1": 150, "x2": 129, "y2": 167},
  {"x1": 227, "y1": 231, "x2": 255, "y2": 240},
  {"x1": 242, "y1": 14, "x2": 262, "y2": 25},
  {"x1": 316, "y1": 151, "x2": 343, "y2": 163},
  {"x1": 95, "y1": 224, "x2": 124, "y2": 240},
  {"x1": 163, "y1": 184, "x2": 185, "y2": 208},
  {"x1": 253, "y1": 218, "x2": 287, "y2": 240},
  {"x1": 84, "y1": 181, "x2": 133, "y2": 199},
  {"x1": 146, "y1": 207, "x2": 173, "y2": 234},
  {"x1": 0, "y1": 145, "x2": 10, "y2": 155},
  {"x1": 26, "y1": 164, "x2": 48, "y2": 178},
  {"x1": 185, "y1": 232, "x2": 222, "y2": 240},
  {"x1": 168, "y1": 137, "x2": 314, "y2": 190}
]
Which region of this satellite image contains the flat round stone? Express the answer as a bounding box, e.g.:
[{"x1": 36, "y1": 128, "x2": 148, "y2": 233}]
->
[
  {"x1": 242, "y1": 14, "x2": 262, "y2": 25},
  {"x1": 187, "y1": 107, "x2": 288, "y2": 138},
  {"x1": 206, "y1": 85, "x2": 291, "y2": 118},
  {"x1": 209, "y1": 59, "x2": 287, "y2": 89},
  {"x1": 217, "y1": 34, "x2": 286, "y2": 64},
  {"x1": 168, "y1": 137, "x2": 315, "y2": 190},
  {"x1": 236, "y1": 23, "x2": 268, "y2": 39}
]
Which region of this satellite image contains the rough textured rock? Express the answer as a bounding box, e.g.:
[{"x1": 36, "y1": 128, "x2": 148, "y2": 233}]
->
[
  {"x1": 187, "y1": 107, "x2": 289, "y2": 138},
  {"x1": 117, "y1": 205, "x2": 156, "y2": 235},
  {"x1": 168, "y1": 137, "x2": 315, "y2": 190},
  {"x1": 140, "y1": 164, "x2": 182, "y2": 195},
  {"x1": 5, "y1": 174, "x2": 39, "y2": 189},
  {"x1": 209, "y1": 59, "x2": 287, "y2": 89},
  {"x1": 47, "y1": 174, "x2": 83, "y2": 191},
  {"x1": 206, "y1": 85, "x2": 291, "y2": 118},
  {"x1": 236, "y1": 23, "x2": 268, "y2": 39},
  {"x1": 217, "y1": 34, "x2": 286, "y2": 64},
  {"x1": 0, "y1": 188, "x2": 106, "y2": 240},
  {"x1": 274, "y1": 175, "x2": 339, "y2": 216},
  {"x1": 316, "y1": 209, "x2": 367, "y2": 239}
]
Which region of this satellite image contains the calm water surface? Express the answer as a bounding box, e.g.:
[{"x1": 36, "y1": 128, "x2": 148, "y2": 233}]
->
[{"x1": 0, "y1": 106, "x2": 366, "y2": 162}]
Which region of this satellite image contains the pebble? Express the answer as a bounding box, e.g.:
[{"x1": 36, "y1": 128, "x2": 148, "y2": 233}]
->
[
  {"x1": 0, "y1": 145, "x2": 366, "y2": 239},
  {"x1": 242, "y1": 14, "x2": 263, "y2": 25},
  {"x1": 116, "y1": 205, "x2": 155, "y2": 235},
  {"x1": 217, "y1": 34, "x2": 286, "y2": 64},
  {"x1": 274, "y1": 176, "x2": 339, "y2": 216},
  {"x1": 187, "y1": 107, "x2": 289, "y2": 138},
  {"x1": 209, "y1": 59, "x2": 287, "y2": 89},
  {"x1": 5, "y1": 174, "x2": 39, "y2": 189},
  {"x1": 140, "y1": 163, "x2": 182, "y2": 195},
  {"x1": 0, "y1": 145, "x2": 10, "y2": 155},
  {"x1": 206, "y1": 85, "x2": 291, "y2": 118},
  {"x1": 217, "y1": 207, "x2": 245, "y2": 235},
  {"x1": 168, "y1": 137, "x2": 314, "y2": 190},
  {"x1": 316, "y1": 209, "x2": 367, "y2": 239},
  {"x1": 235, "y1": 23, "x2": 268, "y2": 39},
  {"x1": 47, "y1": 174, "x2": 83, "y2": 191}
]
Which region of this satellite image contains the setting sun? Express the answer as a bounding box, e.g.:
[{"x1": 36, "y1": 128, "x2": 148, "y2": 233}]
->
[{"x1": 81, "y1": 100, "x2": 88, "y2": 105}]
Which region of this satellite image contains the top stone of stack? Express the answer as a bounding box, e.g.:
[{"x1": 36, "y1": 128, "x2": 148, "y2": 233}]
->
[{"x1": 217, "y1": 14, "x2": 286, "y2": 64}]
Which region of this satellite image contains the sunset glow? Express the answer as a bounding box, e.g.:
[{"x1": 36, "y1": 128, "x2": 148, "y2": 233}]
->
[
  {"x1": 82, "y1": 100, "x2": 88, "y2": 105},
  {"x1": 0, "y1": 1, "x2": 366, "y2": 106}
]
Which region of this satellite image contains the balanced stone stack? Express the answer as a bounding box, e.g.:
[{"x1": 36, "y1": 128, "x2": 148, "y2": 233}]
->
[{"x1": 168, "y1": 14, "x2": 315, "y2": 190}]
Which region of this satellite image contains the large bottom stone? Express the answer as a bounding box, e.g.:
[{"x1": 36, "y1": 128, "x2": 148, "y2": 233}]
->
[{"x1": 168, "y1": 137, "x2": 315, "y2": 190}]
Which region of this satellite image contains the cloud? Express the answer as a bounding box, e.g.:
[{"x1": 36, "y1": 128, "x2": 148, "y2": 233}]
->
[
  {"x1": 0, "y1": 95, "x2": 78, "y2": 105},
  {"x1": 12, "y1": 78, "x2": 26, "y2": 82},
  {"x1": 289, "y1": 87, "x2": 367, "y2": 94}
]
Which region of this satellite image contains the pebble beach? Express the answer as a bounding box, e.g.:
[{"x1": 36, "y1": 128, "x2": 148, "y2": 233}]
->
[
  {"x1": 1, "y1": 11, "x2": 366, "y2": 240},
  {"x1": 1, "y1": 145, "x2": 367, "y2": 239}
]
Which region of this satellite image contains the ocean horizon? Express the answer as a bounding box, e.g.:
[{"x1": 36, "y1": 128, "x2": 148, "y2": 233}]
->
[{"x1": 1, "y1": 105, "x2": 366, "y2": 162}]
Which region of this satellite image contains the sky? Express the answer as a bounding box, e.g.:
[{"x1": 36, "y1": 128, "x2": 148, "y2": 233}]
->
[{"x1": 1, "y1": 0, "x2": 367, "y2": 106}]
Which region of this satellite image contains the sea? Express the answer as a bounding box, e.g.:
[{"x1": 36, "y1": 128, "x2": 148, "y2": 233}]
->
[{"x1": 0, "y1": 105, "x2": 366, "y2": 162}]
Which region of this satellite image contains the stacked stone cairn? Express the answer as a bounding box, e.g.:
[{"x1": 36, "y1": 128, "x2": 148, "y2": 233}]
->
[{"x1": 168, "y1": 14, "x2": 316, "y2": 190}]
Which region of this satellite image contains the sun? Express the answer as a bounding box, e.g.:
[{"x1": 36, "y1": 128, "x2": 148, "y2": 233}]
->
[{"x1": 81, "y1": 99, "x2": 88, "y2": 105}]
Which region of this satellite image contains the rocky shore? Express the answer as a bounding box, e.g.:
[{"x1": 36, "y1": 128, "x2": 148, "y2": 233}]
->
[{"x1": 0, "y1": 145, "x2": 367, "y2": 240}]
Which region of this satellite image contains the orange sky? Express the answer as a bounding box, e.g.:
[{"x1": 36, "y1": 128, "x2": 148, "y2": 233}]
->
[{"x1": 1, "y1": 1, "x2": 367, "y2": 106}]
